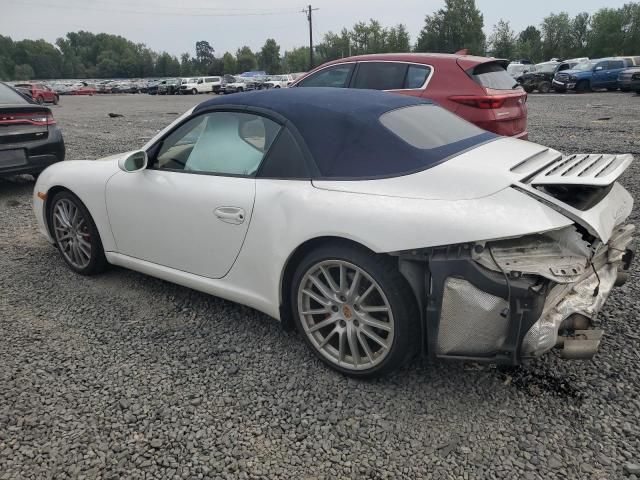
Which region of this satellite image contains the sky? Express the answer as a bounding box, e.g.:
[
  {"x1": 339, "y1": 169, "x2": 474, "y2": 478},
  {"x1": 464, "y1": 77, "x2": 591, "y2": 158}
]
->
[{"x1": 0, "y1": 0, "x2": 631, "y2": 57}]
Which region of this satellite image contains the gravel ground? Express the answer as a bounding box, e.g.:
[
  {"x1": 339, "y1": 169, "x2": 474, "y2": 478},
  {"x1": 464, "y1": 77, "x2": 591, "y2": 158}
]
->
[{"x1": 1, "y1": 92, "x2": 640, "y2": 480}]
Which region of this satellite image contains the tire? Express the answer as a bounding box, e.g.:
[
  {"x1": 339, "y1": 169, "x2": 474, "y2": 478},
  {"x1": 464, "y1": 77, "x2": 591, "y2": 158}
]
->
[
  {"x1": 53, "y1": 95, "x2": 59, "y2": 105},
  {"x1": 291, "y1": 242, "x2": 420, "y2": 377},
  {"x1": 523, "y1": 85, "x2": 534, "y2": 93},
  {"x1": 575, "y1": 80, "x2": 590, "y2": 93},
  {"x1": 36, "y1": 96, "x2": 44, "y2": 105},
  {"x1": 553, "y1": 87, "x2": 566, "y2": 93},
  {"x1": 621, "y1": 86, "x2": 631, "y2": 92},
  {"x1": 606, "y1": 87, "x2": 618, "y2": 91},
  {"x1": 48, "y1": 190, "x2": 107, "y2": 275},
  {"x1": 191, "y1": 88, "x2": 197, "y2": 95},
  {"x1": 538, "y1": 81, "x2": 551, "y2": 93},
  {"x1": 274, "y1": 85, "x2": 281, "y2": 89}
]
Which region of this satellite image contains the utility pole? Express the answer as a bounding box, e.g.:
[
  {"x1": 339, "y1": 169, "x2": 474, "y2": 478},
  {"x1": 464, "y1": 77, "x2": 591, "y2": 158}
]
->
[{"x1": 303, "y1": 5, "x2": 318, "y2": 70}]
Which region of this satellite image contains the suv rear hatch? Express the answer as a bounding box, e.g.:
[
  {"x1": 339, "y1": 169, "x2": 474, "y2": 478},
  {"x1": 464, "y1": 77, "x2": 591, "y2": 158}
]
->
[{"x1": 453, "y1": 58, "x2": 528, "y2": 137}]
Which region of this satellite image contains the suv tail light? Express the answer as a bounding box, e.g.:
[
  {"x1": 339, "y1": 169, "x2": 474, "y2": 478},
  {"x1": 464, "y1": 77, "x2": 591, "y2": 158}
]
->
[
  {"x1": 449, "y1": 95, "x2": 509, "y2": 109},
  {"x1": 0, "y1": 111, "x2": 56, "y2": 126}
]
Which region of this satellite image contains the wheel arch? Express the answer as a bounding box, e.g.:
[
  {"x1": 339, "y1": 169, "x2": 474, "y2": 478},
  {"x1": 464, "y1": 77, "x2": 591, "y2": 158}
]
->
[{"x1": 278, "y1": 235, "x2": 424, "y2": 331}]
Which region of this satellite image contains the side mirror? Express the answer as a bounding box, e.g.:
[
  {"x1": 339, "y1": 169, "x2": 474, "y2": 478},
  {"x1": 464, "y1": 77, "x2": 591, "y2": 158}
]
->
[{"x1": 118, "y1": 150, "x2": 148, "y2": 172}]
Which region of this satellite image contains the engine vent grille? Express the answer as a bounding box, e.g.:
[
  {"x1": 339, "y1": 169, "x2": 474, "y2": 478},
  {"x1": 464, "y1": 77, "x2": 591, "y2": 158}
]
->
[
  {"x1": 437, "y1": 277, "x2": 509, "y2": 356},
  {"x1": 526, "y1": 153, "x2": 632, "y2": 187}
]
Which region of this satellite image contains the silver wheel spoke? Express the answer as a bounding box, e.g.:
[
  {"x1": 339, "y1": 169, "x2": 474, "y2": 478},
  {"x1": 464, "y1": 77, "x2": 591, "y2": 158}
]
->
[
  {"x1": 309, "y1": 274, "x2": 335, "y2": 301},
  {"x1": 361, "y1": 325, "x2": 388, "y2": 349},
  {"x1": 361, "y1": 305, "x2": 389, "y2": 313},
  {"x1": 338, "y1": 329, "x2": 346, "y2": 364},
  {"x1": 346, "y1": 270, "x2": 361, "y2": 299},
  {"x1": 347, "y1": 328, "x2": 360, "y2": 367},
  {"x1": 356, "y1": 283, "x2": 375, "y2": 304},
  {"x1": 357, "y1": 331, "x2": 375, "y2": 363},
  {"x1": 301, "y1": 307, "x2": 330, "y2": 315},
  {"x1": 302, "y1": 288, "x2": 331, "y2": 307},
  {"x1": 319, "y1": 265, "x2": 340, "y2": 293},
  {"x1": 338, "y1": 264, "x2": 346, "y2": 293},
  {"x1": 318, "y1": 327, "x2": 339, "y2": 349},
  {"x1": 308, "y1": 314, "x2": 339, "y2": 333},
  {"x1": 359, "y1": 314, "x2": 392, "y2": 332}
]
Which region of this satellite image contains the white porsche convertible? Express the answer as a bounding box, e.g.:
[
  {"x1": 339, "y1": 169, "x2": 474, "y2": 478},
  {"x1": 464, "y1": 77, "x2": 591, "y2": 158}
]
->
[{"x1": 33, "y1": 88, "x2": 634, "y2": 377}]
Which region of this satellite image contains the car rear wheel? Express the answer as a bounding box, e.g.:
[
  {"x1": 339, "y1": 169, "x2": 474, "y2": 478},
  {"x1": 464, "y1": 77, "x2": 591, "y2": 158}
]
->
[
  {"x1": 538, "y1": 81, "x2": 551, "y2": 93},
  {"x1": 191, "y1": 88, "x2": 197, "y2": 95},
  {"x1": 292, "y1": 243, "x2": 419, "y2": 377},
  {"x1": 36, "y1": 96, "x2": 44, "y2": 104},
  {"x1": 49, "y1": 191, "x2": 107, "y2": 275},
  {"x1": 53, "y1": 95, "x2": 59, "y2": 105}
]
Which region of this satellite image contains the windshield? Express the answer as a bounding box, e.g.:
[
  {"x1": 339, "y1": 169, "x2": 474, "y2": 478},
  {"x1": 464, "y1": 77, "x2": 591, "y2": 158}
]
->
[
  {"x1": 535, "y1": 63, "x2": 558, "y2": 73},
  {"x1": 573, "y1": 61, "x2": 596, "y2": 71}
]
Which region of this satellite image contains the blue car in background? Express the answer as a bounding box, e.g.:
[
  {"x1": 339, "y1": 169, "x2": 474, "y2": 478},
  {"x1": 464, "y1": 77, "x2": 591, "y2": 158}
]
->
[{"x1": 552, "y1": 58, "x2": 631, "y2": 93}]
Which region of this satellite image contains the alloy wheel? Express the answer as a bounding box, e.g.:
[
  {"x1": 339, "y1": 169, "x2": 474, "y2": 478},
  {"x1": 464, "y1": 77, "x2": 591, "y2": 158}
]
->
[
  {"x1": 297, "y1": 260, "x2": 395, "y2": 371},
  {"x1": 52, "y1": 198, "x2": 92, "y2": 269}
]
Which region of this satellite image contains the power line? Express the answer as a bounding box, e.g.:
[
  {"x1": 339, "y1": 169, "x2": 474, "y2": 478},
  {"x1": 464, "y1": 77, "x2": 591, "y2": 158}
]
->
[{"x1": 13, "y1": 1, "x2": 301, "y2": 17}]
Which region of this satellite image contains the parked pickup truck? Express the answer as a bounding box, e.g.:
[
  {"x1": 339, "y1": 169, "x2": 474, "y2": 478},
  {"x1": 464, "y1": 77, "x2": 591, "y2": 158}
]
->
[
  {"x1": 552, "y1": 58, "x2": 631, "y2": 93},
  {"x1": 618, "y1": 67, "x2": 640, "y2": 92},
  {"x1": 178, "y1": 76, "x2": 222, "y2": 95}
]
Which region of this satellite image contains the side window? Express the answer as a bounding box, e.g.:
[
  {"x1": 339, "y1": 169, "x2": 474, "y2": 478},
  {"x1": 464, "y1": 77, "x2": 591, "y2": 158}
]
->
[
  {"x1": 258, "y1": 128, "x2": 310, "y2": 178},
  {"x1": 608, "y1": 61, "x2": 623, "y2": 69},
  {"x1": 558, "y1": 64, "x2": 569, "y2": 72},
  {"x1": 405, "y1": 65, "x2": 431, "y2": 89},
  {"x1": 153, "y1": 112, "x2": 281, "y2": 177},
  {"x1": 297, "y1": 64, "x2": 354, "y2": 88},
  {"x1": 352, "y1": 62, "x2": 408, "y2": 90},
  {"x1": 595, "y1": 62, "x2": 607, "y2": 70}
]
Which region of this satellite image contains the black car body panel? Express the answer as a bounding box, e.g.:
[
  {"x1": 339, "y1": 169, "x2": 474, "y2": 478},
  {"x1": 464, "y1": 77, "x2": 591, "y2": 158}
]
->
[
  {"x1": 519, "y1": 62, "x2": 576, "y2": 93},
  {"x1": 0, "y1": 83, "x2": 65, "y2": 177}
]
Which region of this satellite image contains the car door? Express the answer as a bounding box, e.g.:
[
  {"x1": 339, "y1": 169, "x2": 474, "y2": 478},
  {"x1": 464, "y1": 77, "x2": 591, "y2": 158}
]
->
[
  {"x1": 607, "y1": 60, "x2": 624, "y2": 85},
  {"x1": 105, "y1": 110, "x2": 282, "y2": 279},
  {"x1": 592, "y1": 61, "x2": 609, "y2": 88}
]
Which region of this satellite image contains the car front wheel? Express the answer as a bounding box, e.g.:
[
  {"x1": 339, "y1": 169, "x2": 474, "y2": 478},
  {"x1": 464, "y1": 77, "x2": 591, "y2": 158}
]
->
[
  {"x1": 49, "y1": 191, "x2": 107, "y2": 275},
  {"x1": 292, "y1": 243, "x2": 419, "y2": 377}
]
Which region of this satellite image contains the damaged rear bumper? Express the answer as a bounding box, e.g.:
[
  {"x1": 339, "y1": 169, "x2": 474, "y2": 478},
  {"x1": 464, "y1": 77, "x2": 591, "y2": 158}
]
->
[{"x1": 398, "y1": 223, "x2": 635, "y2": 364}]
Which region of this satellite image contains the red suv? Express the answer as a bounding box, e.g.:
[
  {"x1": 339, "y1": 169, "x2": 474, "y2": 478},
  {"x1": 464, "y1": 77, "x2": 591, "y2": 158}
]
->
[
  {"x1": 291, "y1": 53, "x2": 528, "y2": 139},
  {"x1": 14, "y1": 83, "x2": 59, "y2": 105}
]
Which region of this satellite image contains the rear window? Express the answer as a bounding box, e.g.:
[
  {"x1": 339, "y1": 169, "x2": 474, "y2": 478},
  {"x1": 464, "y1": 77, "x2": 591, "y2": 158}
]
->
[
  {"x1": 472, "y1": 62, "x2": 517, "y2": 89},
  {"x1": 0, "y1": 83, "x2": 29, "y2": 104},
  {"x1": 380, "y1": 104, "x2": 487, "y2": 149}
]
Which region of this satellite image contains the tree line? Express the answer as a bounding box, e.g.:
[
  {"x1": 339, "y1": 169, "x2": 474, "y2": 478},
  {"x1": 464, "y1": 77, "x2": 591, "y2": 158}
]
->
[{"x1": 1, "y1": 0, "x2": 639, "y2": 81}]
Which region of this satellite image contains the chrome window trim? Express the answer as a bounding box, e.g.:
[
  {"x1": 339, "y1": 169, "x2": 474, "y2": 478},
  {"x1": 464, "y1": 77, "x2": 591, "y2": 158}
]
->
[{"x1": 294, "y1": 60, "x2": 435, "y2": 91}]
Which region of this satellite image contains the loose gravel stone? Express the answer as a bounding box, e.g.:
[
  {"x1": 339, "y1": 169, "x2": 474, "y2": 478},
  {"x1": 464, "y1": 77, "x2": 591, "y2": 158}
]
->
[{"x1": 1, "y1": 92, "x2": 639, "y2": 479}]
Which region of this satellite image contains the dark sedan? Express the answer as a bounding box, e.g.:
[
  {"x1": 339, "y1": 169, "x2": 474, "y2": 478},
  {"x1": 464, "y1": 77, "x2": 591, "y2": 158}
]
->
[
  {"x1": 0, "y1": 82, "x2": 65, "y2": 178},
  {"x1": 618, "y1": 67, "x2": 640, "y2": 92}
]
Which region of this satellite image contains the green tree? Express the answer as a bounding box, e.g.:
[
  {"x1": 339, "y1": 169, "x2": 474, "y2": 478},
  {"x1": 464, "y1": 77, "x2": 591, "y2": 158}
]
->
[
  {"x1": 541, "y1": 12, "x2": 573, "y2": 60},
  {"x1": 386, "y1": 24, "x2": 411, "y2": 52},
  {"x1": 236, "y1": 46, "x2": 257, "y2": 72},
  {"x1": 0, "y1": 35, "x2": 15, "y2": 80},
  {"x1": 282, "y1": 47, "x2": 310, "y2": 73},
  {"x1": 222, "y1": 52, "x2": 237, "y2": 74},
  {"x1": 195, "y1": 40, "x2": 214, "y2": 72},
  {"x1": 570, "y1": 12, "x2": 590, "y2": 58},
  {"x1": 14, "y1": 64, "x2": 35, "y2": 80},
  {"x1": 180, "y1": 53, "x2": 193, "y2": 76},
  {"x1": 515, "y1": 26, "x2": 543, "y2": 62},
  {"x1": 488, "y1": 19, "x2": 516, "y2": 59},
  {"x1": 587, "y1": 8, "x2": 624, "y2": 57},
  {"x1": 621, "y1": 2, "x2": 640, "y2": 54},
  {"x1": 415, "y1": 0, "x2": 485, "y2": 54},
  {"x1": 259, "y1": 39, "x2": 281, "y2": 74}
]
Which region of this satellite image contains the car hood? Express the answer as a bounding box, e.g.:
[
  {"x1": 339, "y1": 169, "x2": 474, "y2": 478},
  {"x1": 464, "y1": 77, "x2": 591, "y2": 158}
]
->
[
  {"x1": 313, "y1": 137, "x2": 634, "y2": 242},
  {"x1": 557, "y1": 69, "x2": 588, "y2": 76}
]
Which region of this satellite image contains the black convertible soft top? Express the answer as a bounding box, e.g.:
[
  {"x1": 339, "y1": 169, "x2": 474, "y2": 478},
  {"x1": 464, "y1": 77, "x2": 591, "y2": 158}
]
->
[{"x1": 193, "y1": 87, "x2": 496, "y2": 179}]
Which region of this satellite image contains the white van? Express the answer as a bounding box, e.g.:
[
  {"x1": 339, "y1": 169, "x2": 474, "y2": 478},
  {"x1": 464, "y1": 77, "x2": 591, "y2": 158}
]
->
[{"x1": 178, "y1": 76, "x2": 222, "y2": 95}]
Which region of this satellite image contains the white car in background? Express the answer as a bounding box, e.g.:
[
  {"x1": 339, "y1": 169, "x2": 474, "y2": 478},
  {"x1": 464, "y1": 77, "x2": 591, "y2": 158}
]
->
[
  {"x1": 33, "y1": 88, "x2": 635, "y2": 377},
  {"x1": 263, "y1": 75, "x2": 294, "y2": 88},
  {"x1": 179, "y1": 76, "x2": 222, "y2": 95}
]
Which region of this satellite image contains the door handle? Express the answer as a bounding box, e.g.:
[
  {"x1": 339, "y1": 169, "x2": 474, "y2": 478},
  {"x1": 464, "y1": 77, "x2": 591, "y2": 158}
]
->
[{"x1": 214, "y1": 206, "x2": 245, "y2": 224}]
